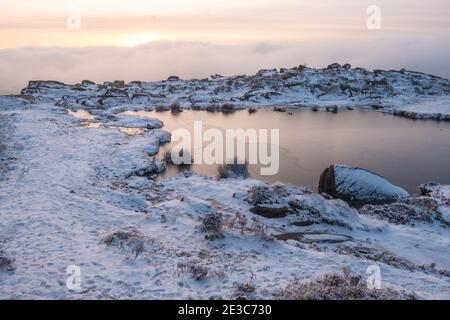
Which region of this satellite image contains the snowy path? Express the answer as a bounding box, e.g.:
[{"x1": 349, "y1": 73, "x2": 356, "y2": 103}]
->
[{"x1": 0, "y1": 105, "x2": 146, "y2": 298}]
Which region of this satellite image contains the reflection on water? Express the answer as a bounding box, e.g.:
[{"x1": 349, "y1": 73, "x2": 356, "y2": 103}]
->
[
  {"x1": 68, "y1": 109, "x2": 96, "y2": 120},
  {"x1": 126, "y1": 108, "x2": 450, "y2": 194},
  {"x1": 80, "y1": 121, "x2": 143, "y2": 135},
  {"x1": 81, "y1": 122, "x2": 102, "y2": 128}
]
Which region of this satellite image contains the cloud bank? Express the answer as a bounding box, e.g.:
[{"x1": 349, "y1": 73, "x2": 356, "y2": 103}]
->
[{"x1": 1, "y1": 39, "x2": 449, "y2": 95}]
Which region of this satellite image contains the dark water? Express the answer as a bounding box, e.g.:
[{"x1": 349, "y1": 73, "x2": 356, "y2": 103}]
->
[{"x1": 125, "y1": 108, "x2": 450, "y2": 194}]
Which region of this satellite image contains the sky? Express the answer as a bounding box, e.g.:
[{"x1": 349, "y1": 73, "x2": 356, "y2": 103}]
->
[{"x1": 0, "y1": 0, "x2": 449, "y2": 94}]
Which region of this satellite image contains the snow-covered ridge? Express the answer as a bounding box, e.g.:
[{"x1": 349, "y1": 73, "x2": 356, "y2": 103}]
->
[{"x1": 15, "y1": 63, "x2": 450, "y2": 117}]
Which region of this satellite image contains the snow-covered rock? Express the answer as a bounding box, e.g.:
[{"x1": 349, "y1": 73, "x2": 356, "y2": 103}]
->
[
  {"x1": 319, "y1": 164, "x2": 409, "y2": 202},
  {"x1": 17, "y1": 65, "x2": 450, "y2": 115},
  {"x1": 419, "y1": 183, "x2": 450, "y2": 221},
  {"x1": 105, "y1": 114, "x2": 163, "y2": 129}
]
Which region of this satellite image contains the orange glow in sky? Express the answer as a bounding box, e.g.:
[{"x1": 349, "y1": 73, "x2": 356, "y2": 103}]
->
[
  {"x1": 1, "y1": 0, "x2": 449, "y2": 48},
  {"x1": 0, "y1": 0, "x2": 449, "y2": 94}
]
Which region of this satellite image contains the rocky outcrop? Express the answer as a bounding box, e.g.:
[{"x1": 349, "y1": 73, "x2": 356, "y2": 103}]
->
[
  {"x1": 319, "y1": 165, "x2": 409, "y2": 202},
  {"x1": 27, "y1": 80, "x2": 66, "y2": 89},
  {"x1": 17, "y1": 65, "x2": 450, "y2": 112},
  {"x1": 319, "y1": 165, "x2": 336, "y2": 197},
  {"x1": 359, "y1": 197, "x2": 449, "y2": 226},
  {"x1": 419, "y1": 182, "x2": 450, "y2": 206},
  {"x1": 249, "y1": 206, "x2": 289, "y2": 218},
  {"x1": 244, "y1": 183, "x2": 360, "y2": 230},
  {"x1": 327, "y1": 63, "x2": 341, "y2": 69},
  {"x1": 81, "y1": 80, "x2": 96, "y2": 86}
]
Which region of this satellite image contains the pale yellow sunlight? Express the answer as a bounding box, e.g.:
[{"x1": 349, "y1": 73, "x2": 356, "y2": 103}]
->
[{"x1": 121, "y1": 33, "x2": 162, "y2": 47}]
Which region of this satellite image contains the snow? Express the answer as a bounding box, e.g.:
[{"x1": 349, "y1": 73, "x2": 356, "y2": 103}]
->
[
  {"x1": 390, "y1": 96, "x2": 450, "y2": 120},
  {"x1": 104, "y1": 114, "x2": 163, "y2": 129},
  {"x1": 16, "y1": 65, "x2": 450, "y2": 117},
  {"x1": 334, "y1": 165, "x2": 410, "y2": 201},
  {"x1": 419, "y1": 183, "x2": 450, "y2": 222},
  {"x1": 1, "y1": 67, "x2": 450, "y2": 299},
  {"x1": 396, "y1": 96, "x2": 450, "y2": 115},
  {"x1": 420, "y1": 182, "x2": 450, "y2": 199},
  {"x1": 68, "y1": 109, "x2": 96, "y2": 120}
]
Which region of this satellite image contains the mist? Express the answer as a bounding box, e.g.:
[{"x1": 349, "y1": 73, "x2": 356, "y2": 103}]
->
[{"x1": 1, "y1": 38, "x2": 449, "y2": 95}]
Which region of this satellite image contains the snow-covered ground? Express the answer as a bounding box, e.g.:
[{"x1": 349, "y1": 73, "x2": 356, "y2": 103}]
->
[
  {"x1": 1, "y1": 65, "x2": 450, "y2": 299},
  {"x1": 1, "y1": 96, "x2": 450, "y2": 299}
]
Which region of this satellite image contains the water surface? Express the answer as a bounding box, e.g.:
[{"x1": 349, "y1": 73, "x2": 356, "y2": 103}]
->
[{"x1": 126, "y1": 109, "x2": 450, "y2": 194}]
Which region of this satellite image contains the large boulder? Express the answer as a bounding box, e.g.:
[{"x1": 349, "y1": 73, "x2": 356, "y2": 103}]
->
[
  {"x1": 81, "y1": 80, "x2": 96, "y2": 86},
  {"x1": 319, "y1": 164, "x2": 409, "y2": 202},
  {"x1": 419, "y1": 182, "x2": 450, "y2": 206},
  {"x1": 326, "y1": 63, "x2": 341, "y2": 70}
]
